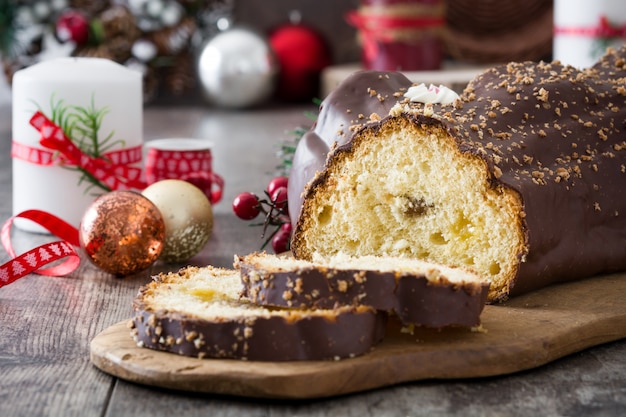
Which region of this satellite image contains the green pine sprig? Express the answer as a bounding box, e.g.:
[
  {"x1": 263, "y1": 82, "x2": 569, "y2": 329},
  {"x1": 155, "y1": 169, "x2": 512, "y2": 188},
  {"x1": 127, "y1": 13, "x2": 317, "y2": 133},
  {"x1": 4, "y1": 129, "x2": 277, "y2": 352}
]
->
[
  {"x1": 274, "y1": 101, "x2": 319, "y2": 177},
  {"x1": 44, "y1": 94, "x2": 127, "y2": 195}
]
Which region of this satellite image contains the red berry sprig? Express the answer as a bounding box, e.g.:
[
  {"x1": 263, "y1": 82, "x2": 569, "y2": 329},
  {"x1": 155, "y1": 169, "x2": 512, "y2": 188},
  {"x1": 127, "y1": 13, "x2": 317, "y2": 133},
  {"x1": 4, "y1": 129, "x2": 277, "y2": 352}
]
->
[{"x1": 232, "y1": 176, "x2": 292, "y2": 253}]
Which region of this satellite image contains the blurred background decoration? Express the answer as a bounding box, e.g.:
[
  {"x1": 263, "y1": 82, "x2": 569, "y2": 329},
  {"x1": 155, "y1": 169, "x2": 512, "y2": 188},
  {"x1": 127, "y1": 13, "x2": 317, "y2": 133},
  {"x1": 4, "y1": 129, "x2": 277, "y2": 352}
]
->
[
  {"x1": 0, "y1": 0, "x2": 234, "y2": 104},
  {"x1": 444, "y1": 0, "x2": 553, "y2": 64},
  {"x1": 346, "y1": 0, "x2": 446, "y2": 72},
  {"x1": 3, "y1": 0, "x2": 624, "y2": 106}
]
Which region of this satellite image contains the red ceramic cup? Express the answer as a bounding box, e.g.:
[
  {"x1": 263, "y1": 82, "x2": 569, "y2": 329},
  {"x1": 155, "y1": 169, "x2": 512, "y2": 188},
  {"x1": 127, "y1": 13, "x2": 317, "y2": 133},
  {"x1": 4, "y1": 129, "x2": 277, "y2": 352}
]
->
[{"x1": 144, "y1": 138, "x2": 224, "y2": 204}]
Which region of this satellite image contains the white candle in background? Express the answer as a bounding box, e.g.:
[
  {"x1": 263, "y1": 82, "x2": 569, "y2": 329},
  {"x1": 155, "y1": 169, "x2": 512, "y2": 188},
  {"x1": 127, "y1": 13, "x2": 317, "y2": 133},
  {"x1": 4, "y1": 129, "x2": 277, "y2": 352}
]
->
[
  {"x1": 553, "y1": 0, "x2": 626, "y2": 68},
  {"x1": 12, "y1": 57, "x2": 143, "y2": 232}
]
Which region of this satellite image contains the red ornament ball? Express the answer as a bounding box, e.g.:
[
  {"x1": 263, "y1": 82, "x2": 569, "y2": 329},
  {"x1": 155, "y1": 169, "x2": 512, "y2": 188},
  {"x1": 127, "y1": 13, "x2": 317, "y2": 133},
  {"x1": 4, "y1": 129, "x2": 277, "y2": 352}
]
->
[
  {"x1": 268, "y1": 23, "x2": 331, "y2": 102},
  {"x1": 79, "y1": 191, "x2": 165, "y2": 277},
  {"x1": 56, "y1": 9, "x2": 90, "y2": 45}
]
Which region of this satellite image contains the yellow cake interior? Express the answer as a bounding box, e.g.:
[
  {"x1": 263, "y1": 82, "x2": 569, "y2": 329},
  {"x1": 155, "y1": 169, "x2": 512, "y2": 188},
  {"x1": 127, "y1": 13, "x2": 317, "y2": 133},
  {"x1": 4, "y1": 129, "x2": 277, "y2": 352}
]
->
[{"x1": 294, "y1": 116, "x2": 527, "y2": 301}]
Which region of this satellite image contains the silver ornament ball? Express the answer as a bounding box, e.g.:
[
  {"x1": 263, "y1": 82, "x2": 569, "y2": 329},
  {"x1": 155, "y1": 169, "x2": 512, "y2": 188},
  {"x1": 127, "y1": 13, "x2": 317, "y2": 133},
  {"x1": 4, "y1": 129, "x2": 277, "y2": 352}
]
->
[{"x1": 197, "y1": 27, "x2": 278, "y2": 108}]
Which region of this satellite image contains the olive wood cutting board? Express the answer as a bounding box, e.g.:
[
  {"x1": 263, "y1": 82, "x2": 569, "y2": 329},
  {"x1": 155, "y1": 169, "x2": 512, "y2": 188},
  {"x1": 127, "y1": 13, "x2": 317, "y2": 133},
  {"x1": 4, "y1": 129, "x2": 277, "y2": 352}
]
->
[{"x1": 90, "y1": 273, "x2": 626, "y2": 399}]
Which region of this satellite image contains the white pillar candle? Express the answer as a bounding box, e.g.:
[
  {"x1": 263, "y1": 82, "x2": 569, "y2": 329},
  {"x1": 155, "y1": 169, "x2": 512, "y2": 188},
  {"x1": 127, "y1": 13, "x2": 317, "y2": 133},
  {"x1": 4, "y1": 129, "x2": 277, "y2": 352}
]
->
[
  {"x1": 12, "y1": 57, "x2": 143, "y2": 232},
  {"x1": 554, "y1": 0, "x2": 626, "y2": 68}
]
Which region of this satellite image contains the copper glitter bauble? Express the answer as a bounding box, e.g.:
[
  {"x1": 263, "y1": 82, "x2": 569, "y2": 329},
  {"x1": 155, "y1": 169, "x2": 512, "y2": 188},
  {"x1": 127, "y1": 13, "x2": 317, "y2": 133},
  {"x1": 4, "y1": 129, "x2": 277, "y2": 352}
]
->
[
  {"x1": 142, "y1": 179, "x2": 213, "y2": 263},
  {"x1": 79, "y1": 191, "x2": 165, "y2": 276}
]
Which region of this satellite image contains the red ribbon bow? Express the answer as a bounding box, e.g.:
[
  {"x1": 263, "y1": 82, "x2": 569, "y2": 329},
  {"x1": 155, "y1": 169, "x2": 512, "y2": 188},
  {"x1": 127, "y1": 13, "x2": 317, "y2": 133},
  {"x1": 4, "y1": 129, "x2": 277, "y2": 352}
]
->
[
  {"x1": 598, "y1": 16, "x2": 626, "y2": 38},
  {"x1": 30, "y1": 111, "x2": 145, "y2": 191}
]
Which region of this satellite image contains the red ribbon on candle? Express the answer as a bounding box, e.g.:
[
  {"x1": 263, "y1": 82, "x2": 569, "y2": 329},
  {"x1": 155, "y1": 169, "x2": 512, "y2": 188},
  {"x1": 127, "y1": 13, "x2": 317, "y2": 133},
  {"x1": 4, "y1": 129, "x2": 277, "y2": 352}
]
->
[
  {"x1": 0, "y1": 210, "x2": 81, "y2": 289},
  {"x1": 27, "y1": 111, "x2": 145, "y2": 191},
  {"x1": 554, "y1": 15, "x2": 626, "y2": 38},
  {"x1": 11, "y1": 141, "x2": 142, "y2": 168}
]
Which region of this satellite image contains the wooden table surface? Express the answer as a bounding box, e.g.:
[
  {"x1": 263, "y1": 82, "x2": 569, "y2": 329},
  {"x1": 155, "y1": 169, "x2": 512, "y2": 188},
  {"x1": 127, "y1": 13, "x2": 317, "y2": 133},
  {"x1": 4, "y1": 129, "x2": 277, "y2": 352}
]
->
[{"x1": 0, "y1": 100, "x2": 625, "y2": 417}]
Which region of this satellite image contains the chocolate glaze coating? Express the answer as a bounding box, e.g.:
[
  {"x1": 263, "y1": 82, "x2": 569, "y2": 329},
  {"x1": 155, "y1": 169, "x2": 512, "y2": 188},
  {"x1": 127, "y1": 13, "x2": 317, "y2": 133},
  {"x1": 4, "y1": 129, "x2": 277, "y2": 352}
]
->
[
  {"x1": 452, "y1": 48, "x2": 626, "y2": 296},
  {"x1": 131, "y1": 268, "x2": 387, "y2": 361},
  {"x1": 237, "y1": 255, "x2": 489, "y2": 328},
  {"x1": 131, "y1": 310, "x2": 386, "y2": 361},
  {"x1": 288, "y1": 46, "x2": 626, "y2": 299}
]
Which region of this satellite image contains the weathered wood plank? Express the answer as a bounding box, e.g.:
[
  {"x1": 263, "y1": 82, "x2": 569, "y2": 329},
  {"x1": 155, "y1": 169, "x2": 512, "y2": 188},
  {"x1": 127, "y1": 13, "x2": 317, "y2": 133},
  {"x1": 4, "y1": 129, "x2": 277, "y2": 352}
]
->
[
  {"x1": 0, "y1": 210, "x2": 252, "y2": 417},
  {"x1": 90, "y1": 274, "x2": 626, "y2": 399},
  {"x1": 104, "y1": 339, "x2": 626, "y2": 417},
  {"x1": 0, "y1": 265, "x2": 134, "y2": 417}
]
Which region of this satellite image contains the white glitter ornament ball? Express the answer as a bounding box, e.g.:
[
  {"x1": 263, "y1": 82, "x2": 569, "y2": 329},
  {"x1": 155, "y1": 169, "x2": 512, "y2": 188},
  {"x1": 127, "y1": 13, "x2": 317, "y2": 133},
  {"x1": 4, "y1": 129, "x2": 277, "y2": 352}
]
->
[
  {"x1": 142, "y1": 179, "x2": 214, "y2": 263},
  {"x1": 197, "y1": 27, "x2": 278, "y2": 108}
]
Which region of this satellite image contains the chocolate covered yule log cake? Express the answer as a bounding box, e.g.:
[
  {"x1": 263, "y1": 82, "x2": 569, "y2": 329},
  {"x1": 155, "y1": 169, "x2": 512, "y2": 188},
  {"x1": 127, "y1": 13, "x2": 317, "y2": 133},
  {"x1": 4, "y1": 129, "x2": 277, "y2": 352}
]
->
[
  {"x1": 288, "y1": 46, "x2": 626, "y2": 302},
  {"x1": 130, "y1": 266, "x2": 386, "y2": 361}
]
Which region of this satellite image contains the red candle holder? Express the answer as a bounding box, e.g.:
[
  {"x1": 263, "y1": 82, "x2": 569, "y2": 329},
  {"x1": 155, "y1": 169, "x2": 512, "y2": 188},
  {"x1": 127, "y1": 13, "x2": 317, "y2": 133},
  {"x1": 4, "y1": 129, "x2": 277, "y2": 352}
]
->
[{"x1": 347, "y1": 0, "x2": 445, "y2": 71}]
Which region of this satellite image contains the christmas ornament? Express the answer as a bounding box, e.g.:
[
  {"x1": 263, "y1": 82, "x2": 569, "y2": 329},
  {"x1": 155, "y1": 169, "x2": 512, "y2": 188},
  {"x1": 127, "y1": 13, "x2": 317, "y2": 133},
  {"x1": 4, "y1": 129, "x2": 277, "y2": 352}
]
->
[
  {"x1": 197, "y1": 26, "x2": 278, "y2": 108},
  {"x1": 56, "y1": 9, "x2": 90, "y2": 45},
  {"x1": 2, "y1": 1, "x2": 234, "y2": 102},
  {"x1": 79, "y1": 190, "x2": 165, "y2": 277},
  {"x1": 142, "y1": 180, "x2": 214, "y2": 263},
  {"x1": 268, "y1": 17, "x2": 331, "y2": 102}
]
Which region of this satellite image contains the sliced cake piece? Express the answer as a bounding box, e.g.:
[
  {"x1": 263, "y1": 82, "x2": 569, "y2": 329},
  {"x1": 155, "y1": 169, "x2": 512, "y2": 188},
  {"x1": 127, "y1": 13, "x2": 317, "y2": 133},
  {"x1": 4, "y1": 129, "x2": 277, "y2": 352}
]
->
[
  {"x1": 130, "y1": 266, "x2": 386, "y2": 361},
  {"x1": 235, "y1": 252, "x2": 489, "y2": 328}
]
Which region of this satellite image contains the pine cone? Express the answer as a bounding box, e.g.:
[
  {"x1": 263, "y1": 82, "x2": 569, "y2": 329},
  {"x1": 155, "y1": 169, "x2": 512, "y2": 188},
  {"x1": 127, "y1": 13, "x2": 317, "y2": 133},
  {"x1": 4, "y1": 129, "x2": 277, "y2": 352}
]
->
[
  {"x1": 164, "y1": 52, "x2": 195, "y2": 96},
  {"x1": 143, "y1": 66, "x2": 160, "y2": 103},
  {"x1": 73, "y1": 44, "x2": 115, "y2": 61},
  {"x1": 148, "y1": 16, "x2": 196, "y2": 56},
  {"x1": 99, "y1": 5, "x2": 140, "y2": 43},
  {"x1": 68, "y1": 0, "x2": 112, "y2": 17},
  {"x1": 105, "y1": 36, "x2": 136, "y2": 62},
  {"x1": 89, "y1": 4, "x2": 140, "y2": 63}
]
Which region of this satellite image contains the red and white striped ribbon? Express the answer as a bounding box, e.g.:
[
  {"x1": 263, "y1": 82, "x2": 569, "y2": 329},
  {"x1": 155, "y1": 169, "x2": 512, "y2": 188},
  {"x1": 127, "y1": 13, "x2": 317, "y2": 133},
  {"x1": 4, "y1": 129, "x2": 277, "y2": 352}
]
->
[{"x1": 0, "y1": 210, "x2": 81, "y2": 289}]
